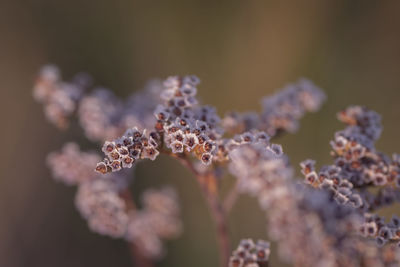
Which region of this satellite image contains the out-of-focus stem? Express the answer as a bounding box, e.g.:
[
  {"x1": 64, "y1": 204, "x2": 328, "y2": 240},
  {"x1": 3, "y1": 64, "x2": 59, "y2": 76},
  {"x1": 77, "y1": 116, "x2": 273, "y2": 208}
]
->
[
  {"x1": 169, "y1": 153, "x2": 231, "y2": 267},
  {"x1": 120, "y1": 189, "x2": 155, "y2": 267},
  {"x1": 199, "y1": 174, "x2": 231, "y2": 267},
  {"x1": 128, "y1": 243, "x2": 154, "y2": 267},
  {"x1": 223, "y1": 181, "x2": 239, "y2": 214}
]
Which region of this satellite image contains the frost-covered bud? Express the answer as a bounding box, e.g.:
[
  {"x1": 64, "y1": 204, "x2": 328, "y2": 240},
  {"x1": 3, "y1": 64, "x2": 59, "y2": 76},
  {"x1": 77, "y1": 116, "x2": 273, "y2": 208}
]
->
[
  {"x1": 180, "y1": 82, "x2": 197, "y2": 96},
  {"x1": 153, "y1": 76, "x2": 226, "y2": 165},
  {"x1": 203, "y1": 141, "x2": 215, "y2": 153},
  {"x1": 110, "y1": 160, "x2": 122, "y2": 172},
  {"x1": 389, "y1": 215, "x2": 400, "y2": 228},
  {"x1": 239, "y1": 239, "x2": 255, "y2": 251},
  {"x1": 142, "y1": 147, "x2": 159, "y2": 161},
  {"x1": 337, "y1": 187, "x2": 352, "y2": 197},
  {"x1": 102, "y1": 141, "x2": 116, "y2": 155},
  {"x1": 230, "y1": 239, "x2": 270, "y2": 267},
  {"x1": 154, "y1": 105, "x2": 170, "y2": 121},
  {"x1": 379, "y1": 226, "x2": 393, "y2": 240},
  {"x1": 197, "y1": 134, "x2": 208, "y2": 145},
  {"x1": 240, "y1": 132, "x2": 255, "y2": 143},
  {"x1": 172, "y1": 130, "x2": 185, "y2": 142},
  {"x1": 201, "y1": 153, "x2": 213, "y2": 165},
  {"x1": 171, "y1": 141, "x2": 184, "y2": 154},
  {"x1": 300, "y1": 159, "x2": 316, "y2": 176},
  {"x1": 95, "y1": 162, "x2": 109, "y2": 174},
  {"x1": 255, "y1": 248, "x2": 269, "y2": 263},
  {"x1": 96, "y1": 128, "x2": 160, "y2": 174},
  {"x1": 348, "y1": 194, "x2": 363, "y2": 208},
  {"x1": 269, "y1": 144, "x2": 283, "y2": 156},
  {"x1": 183, "y1": 133, "x2": 198, "y2": 152},
  {"x1": 376, "y1": 236, "x2": 387, "y2": 247},
  {"x1": 305, "y1": 171, "x2": 318, "y2": 185},
  {"x1": 373, "y1": 173, "x2": 387, "y2": 186},
  {"x1": 365, "y1": 222, "x2": 378, "y2": 236},
  {"x1": 229, "y1": 256, "x2": 244, "y2": 267},
  {"x1": 121, "y1": 156, "x2": 135, "y2": 168}
]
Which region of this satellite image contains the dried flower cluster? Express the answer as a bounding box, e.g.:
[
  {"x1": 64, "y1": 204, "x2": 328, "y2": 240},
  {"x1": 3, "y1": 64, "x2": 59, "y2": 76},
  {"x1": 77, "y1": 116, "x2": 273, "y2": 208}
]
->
[
  {"x1": 222, "y1": 78, "x2": 325, "y2": 136},
  {"x1": 229, "y1": 239, "x2": 270, "y2": 267},
  {"x1": 229, "y1": 140, "x2": 399, "y2": 266},
  {"x1": 34, "y1": 66, "x2": 182, "y2": 262},
  {"x1": 95, "y1": 127, "x2": 160, "y2": 174},
  {"x1": 75, "y1": 176, "x2": 130, "y2": 238},
  {"x1": 33, "y1": 65, "x2": 90, "y2": 128},
  {"x1": 34, "y1": 65, "x2": 162, "y2": 141},
  {"x1": 78, "y1": 82, "x2": 161, "y2": 142},
  {"x1": 34, "y1": 65, "x2": 400, "y2": 267},
  {"x1": 300, "y1": 105, "x2": 400, "y2": 249},
  {"x1": 94, "y1": 75, "x2": 226, "y2": 173},
  {"x1": 125, "y1": 187, "x2": 182, "y2": 258},
  {"x1": 48, "y1": 143, "x2": 181, "y2": 259},
  {"x1": 300, "y1": 159, "x2": 363, "y2": 208},
  {"x1": 47, "y1": 142, "x2": 100, "y2": 185}
]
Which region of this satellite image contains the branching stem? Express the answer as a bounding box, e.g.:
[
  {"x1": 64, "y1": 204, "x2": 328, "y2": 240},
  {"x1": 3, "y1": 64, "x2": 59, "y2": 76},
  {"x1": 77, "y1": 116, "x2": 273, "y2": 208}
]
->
[{"x1": 168, "y1": 152, "x2": 231, "y2": 267}]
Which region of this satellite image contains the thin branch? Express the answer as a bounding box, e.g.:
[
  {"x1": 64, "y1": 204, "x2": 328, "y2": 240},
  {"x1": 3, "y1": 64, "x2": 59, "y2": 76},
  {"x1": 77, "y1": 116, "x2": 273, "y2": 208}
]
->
[
  {"x1": 167, "y1": 152, "x2": 231, "y2": 267},
  {"x1": 128, "y1": 243, "x2": 154, "y2": 267},
  {"x1": 223, "y1": 181, "x2": 240, "y2": 214},
  {"x1": 167, "y1": 152, "x2": 202, "y2": 177},
  {"x1": 200, "y1": 174, "x2": 231, "y2": 267}
]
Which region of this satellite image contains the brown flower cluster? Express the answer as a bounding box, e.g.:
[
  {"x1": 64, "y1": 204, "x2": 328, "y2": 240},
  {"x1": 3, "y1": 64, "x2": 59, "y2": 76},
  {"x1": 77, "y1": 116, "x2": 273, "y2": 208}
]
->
[
  {"x1": 229, "y1": 239, "x2": 270, "y2": 267},
  {"x1": 301, "y1": 106, "x2": 400, "y2": 249},
  {"x1": 34, "y1": 65, "x2": 400, "y2": 267}
]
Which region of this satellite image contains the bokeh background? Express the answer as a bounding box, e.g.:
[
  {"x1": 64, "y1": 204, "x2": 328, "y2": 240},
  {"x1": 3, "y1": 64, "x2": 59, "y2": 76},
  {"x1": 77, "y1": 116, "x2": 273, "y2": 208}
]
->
[{"x1": 1, "y1": 1, "x2": 400, "y2": 266}]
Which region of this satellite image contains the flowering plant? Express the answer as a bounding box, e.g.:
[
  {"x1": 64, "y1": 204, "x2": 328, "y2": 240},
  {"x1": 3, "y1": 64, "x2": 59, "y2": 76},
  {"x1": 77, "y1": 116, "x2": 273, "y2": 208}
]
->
[{"x1": 34, "y1": 65, "x2": 400, "y2": 267}]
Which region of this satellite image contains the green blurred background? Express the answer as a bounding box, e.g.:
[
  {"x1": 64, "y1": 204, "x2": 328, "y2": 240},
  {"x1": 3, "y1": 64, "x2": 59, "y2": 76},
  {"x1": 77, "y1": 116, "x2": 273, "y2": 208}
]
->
[{"x1": 1, "y1": 1, "x2": 400, "y2": 266}]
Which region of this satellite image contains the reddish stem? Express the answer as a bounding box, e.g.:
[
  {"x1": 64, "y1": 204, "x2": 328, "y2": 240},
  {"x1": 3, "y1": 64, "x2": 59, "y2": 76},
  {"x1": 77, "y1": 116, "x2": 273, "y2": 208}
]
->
[
  {"x1": 170, "y1": 153, "x2": 231, "y2": 267},
  {"x1": 128, "y1": 243, "x2": 154, "y2": 267},
  {"x1": 223, "y1": 181, "x2": 239, "y2": 214},
  {"x1": 200, "y1": 179, "x2": 231, "y2": 267}
]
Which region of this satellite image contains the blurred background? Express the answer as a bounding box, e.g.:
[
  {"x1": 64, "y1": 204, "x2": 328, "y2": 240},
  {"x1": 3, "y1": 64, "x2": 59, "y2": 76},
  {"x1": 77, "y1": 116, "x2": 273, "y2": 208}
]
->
[{"x1": 1, "y1": 1, "x2": 400, "y2": 266}]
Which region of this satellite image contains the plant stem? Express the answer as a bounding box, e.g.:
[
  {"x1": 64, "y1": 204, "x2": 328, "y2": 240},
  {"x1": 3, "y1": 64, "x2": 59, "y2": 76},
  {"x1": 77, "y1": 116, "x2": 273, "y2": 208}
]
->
[
  {"x1": 170, "y1": 153, "x2": 231, "y2": 267},
  {"x1": 128, "y1": 243, "x2": 154, "y2": 267},
  {"x1": 200, "y1": 175, "x2": 231, "y2": 267},
  {"x1": 223, "y1": 181, "x2": 239, "y2": 214}
]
